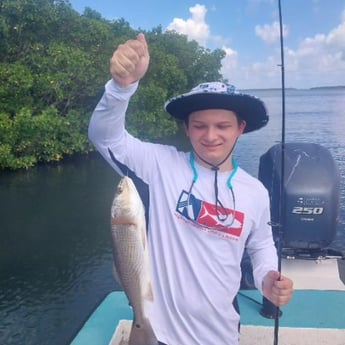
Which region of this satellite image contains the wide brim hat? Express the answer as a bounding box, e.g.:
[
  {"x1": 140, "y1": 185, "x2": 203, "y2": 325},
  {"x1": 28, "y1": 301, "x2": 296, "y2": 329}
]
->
[{"x1": 164, "y1": 82, "x2": 268, "y2": 133}]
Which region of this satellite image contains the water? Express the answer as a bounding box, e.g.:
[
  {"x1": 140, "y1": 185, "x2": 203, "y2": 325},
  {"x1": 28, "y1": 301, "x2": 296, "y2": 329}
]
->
[
  {"x1": 1, "y1": 88, "x2": 344, "y2": 344},
  {"x1": 0, "y1": 156, "x2": 119, "y2": 345}
]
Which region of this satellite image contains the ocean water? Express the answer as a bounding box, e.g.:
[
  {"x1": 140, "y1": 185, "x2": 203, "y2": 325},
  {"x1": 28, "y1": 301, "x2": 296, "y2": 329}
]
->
[{"x1": 0, "y1": 88, "x2": 344, "y2": 344}]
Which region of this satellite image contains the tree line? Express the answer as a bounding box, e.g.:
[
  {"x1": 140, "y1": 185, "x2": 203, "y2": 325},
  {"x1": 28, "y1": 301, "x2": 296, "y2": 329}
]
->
[{"x1": 0, "y1": 0, "x2": 226, "y2": 169}]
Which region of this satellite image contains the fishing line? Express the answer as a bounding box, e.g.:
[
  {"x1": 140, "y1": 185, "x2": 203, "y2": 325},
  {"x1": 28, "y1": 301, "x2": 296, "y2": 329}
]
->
[{"x1": 273, "y1": 0, "x2": 286, "y2": 344}]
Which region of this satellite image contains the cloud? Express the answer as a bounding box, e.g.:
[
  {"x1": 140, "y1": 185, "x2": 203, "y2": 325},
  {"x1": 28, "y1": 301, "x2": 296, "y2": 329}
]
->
[
  {"x1": 220, "y1": 47, "x2": 239, "y2": 82},
  {"x1": 255, "y1": 21, "x2": 288, "y2": 44},
  {"x1": 167, "y1": 4, "x2": 345, "y2": 89},
  {"x1": 167, "y1": 4, "x2": 210, "y2": 46},
  {"x1": 326, "y1": 19, "x2": 345, "y2": 48},
  {"x1": 221, "y1": 53, "x2": 281, "y2": 89},
  {"x1": 282, "y1": 19, "x2": 345, "y2": 87},
  {"x1": 222, "y1": 14, "x2": 345, "y2": 89}
]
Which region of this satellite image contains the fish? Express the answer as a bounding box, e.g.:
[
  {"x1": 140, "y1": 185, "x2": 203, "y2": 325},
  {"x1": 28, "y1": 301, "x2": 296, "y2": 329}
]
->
[{"x1": 110, "y1": 176, "x2": 158, "y2": 345}]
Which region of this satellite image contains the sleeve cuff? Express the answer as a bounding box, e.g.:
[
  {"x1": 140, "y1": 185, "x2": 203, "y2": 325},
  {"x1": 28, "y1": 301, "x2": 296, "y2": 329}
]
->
[{"x1": 105, "y1": 79, "x2": 139, "y2": 101}]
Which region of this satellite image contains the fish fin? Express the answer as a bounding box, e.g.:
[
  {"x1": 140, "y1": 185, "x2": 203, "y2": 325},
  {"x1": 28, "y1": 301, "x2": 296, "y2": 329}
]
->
[{"x1": 128, "y1": 318, "x2": 158, "y2": 345}]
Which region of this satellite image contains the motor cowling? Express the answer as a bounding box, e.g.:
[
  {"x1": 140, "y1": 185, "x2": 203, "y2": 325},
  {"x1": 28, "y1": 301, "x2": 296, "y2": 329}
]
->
[{"x1": 258, "y1": 143, "x2": 340, "y2": 254}]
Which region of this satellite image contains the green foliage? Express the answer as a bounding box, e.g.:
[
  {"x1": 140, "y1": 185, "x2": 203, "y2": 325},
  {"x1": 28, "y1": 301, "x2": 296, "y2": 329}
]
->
[
  {"x1": 0, "y1": 107, "x2": 92, "y2": 169},
  {"x1": 0, "y1": 0, "x2": 226, "y2": 170},
  {"x1": 127, "y1": 81, "x2": 178, "y2": 140},
  {"x1": 0, "y1": 62, "x2": 34, "y2": 114},
  {"x1": 28, "y1": 42, "x2": 104, "y2": 113},
  {"x1": 148, "y1": 29, "x2": 225, "y2": 91}
]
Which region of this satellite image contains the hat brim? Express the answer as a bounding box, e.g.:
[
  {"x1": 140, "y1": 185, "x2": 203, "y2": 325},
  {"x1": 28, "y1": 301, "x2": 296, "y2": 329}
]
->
[{"x1": 165, "y1": 93, "x2": 268, "y2": 133}]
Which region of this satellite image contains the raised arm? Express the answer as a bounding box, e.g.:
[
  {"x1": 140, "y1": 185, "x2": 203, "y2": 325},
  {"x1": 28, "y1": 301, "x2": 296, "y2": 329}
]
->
[{"x1": 88, "y1": 34, "x2": 150, "y2": 171}]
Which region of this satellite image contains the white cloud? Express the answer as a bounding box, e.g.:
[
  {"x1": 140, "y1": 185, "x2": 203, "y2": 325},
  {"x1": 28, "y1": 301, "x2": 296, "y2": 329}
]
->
[
  {"x1": 326, "y1": 20, "x2": 345, "y2": 48},
  {"x1": 167, "y1": 4, "x2": 210, "y2": 47},
  {"x1": 255, "y1": 21, "x2": 288, "y2": 44},
  {"x1": 221, "y1": 54, "x2": 282, "y2": 89},
  {"x1": 166, "y1": 4, "x2": 345, "y2": 89},
  {"x1": 281, "y1": 19, "x2": 345, "y2": 88},
  {"x1": 220, "y1": 47, "x2": 239, "y2": 82},
  {"x1": 222, "y1": 15, "x2": 345, "y2": 89}
]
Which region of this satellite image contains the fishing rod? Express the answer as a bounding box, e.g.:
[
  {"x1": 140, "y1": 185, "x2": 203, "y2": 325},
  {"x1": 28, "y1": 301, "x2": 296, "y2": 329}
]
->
[{"x1": 273, "y1": 0, "x2": 286, "y2": 344}]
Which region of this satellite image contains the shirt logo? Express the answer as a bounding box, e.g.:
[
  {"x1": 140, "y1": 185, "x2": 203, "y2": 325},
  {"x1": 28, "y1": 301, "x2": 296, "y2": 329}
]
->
[{"x1": 176, "y1": 190, "x2": 244, "y2": 238}]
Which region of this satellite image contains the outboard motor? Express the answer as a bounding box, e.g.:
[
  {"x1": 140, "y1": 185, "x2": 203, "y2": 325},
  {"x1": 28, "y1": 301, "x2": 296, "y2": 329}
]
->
[
  {"x1": 259, "y1": 143, "x2": 340, "y2": 257},
  {"x1": 257, "y1": 143, "x2": 340, "y2": 318}
]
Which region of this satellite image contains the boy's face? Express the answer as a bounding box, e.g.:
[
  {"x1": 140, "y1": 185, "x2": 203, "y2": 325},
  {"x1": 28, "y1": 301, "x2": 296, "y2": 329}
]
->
[{"x1": 184, "y1": 109, "x2": 246, "y2": 170}]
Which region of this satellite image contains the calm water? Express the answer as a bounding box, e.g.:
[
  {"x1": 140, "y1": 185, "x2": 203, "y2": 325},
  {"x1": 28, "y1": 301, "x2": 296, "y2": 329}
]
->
[{"x1": 0, "y1": 88, "x2": 344, "y2": 345}]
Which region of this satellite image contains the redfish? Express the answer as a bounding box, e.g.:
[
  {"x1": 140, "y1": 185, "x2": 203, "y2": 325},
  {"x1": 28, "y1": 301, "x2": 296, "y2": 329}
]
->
[{"x1": 110, "y1": 176, "x2": 158, "y2": 345}]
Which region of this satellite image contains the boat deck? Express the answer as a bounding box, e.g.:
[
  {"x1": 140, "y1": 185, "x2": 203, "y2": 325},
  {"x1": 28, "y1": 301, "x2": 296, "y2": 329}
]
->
[
  {"x1": 71, "y1": 259, "x2": 345, "y2": 344},
  {"x1": 71, "y1": 289, "x2": 345, "y2": 345}
]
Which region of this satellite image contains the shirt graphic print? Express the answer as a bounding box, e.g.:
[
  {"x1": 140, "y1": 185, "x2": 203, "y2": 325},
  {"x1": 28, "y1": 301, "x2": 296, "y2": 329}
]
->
[{"x1": 176, "y1": 190, "x2": 244, "y2": 240}]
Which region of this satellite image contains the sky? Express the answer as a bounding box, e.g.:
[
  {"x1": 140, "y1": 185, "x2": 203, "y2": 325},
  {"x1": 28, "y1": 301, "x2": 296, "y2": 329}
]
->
[{"x1": 68, "y1": 0, "x2": 345, "y2": 89}]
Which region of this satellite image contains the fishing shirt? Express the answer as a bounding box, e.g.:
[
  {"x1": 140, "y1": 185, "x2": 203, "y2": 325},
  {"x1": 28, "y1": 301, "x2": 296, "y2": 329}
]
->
[{"x1": 88, "y1": 79, "x2": 278, "y2": 345}]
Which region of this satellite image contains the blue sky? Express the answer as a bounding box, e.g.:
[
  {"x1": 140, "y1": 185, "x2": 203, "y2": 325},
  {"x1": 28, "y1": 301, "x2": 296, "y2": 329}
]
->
[{"x1": 68, "y1": 0, "x2": 345, "y2": 89}]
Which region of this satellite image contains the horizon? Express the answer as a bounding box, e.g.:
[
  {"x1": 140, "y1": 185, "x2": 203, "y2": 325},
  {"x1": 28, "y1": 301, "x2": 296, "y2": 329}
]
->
[{"x1": 240, "y1": 85, "x2": 345, "y2": 91}]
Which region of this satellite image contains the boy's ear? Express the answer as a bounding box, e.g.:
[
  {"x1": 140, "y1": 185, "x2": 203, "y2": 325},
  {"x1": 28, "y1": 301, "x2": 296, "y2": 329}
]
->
[{"x1": 239, "y1": 120, "x2": 246, "y2": 135}]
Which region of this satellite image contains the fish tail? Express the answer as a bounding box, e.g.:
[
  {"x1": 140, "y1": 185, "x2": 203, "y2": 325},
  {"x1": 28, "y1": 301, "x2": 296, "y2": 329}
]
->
[{"x1": 128, "y1": 317, "x2": 158, "y2": 345}]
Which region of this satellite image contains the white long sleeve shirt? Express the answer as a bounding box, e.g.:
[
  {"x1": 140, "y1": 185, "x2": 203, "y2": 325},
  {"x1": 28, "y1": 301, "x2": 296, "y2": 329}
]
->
[{"x1": 88, "y1": 80, "x2": 278, "y2": 345}]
